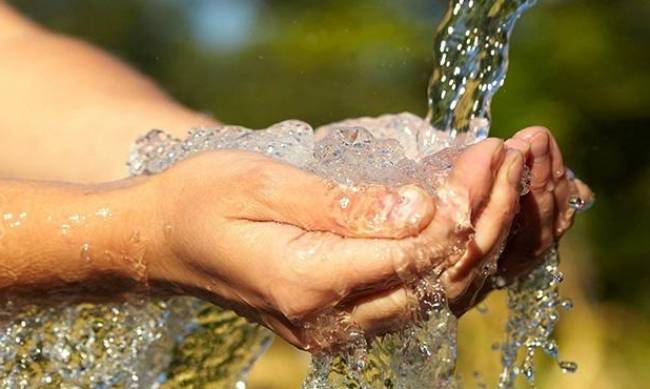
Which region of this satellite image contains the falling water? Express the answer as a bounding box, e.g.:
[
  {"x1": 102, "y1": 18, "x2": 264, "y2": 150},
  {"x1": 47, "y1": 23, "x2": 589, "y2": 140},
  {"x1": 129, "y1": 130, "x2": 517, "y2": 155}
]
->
[
  {"x1": 0, "y1": 1, "x2": 579, "y2": 388},
  {"x1": 426, "y1": 0, "x2": 537, "y2": 138}
]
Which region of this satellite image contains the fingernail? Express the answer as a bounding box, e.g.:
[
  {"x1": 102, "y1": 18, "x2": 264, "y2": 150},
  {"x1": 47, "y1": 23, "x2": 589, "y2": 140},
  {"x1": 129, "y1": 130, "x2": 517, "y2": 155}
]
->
[
  {"x1": 530, "y1": 132, "x2": 550, "y2": 159},
  {"x1": 507, "y1": 149, "x2": 525, "y2": 185},
  {"x1": 389, "y1": 185, "x2": 431, "y2": 227}
]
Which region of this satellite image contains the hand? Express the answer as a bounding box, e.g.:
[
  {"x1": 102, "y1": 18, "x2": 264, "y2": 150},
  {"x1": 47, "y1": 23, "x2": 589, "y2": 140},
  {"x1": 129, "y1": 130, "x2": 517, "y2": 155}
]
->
[
  {"x1": 453, "y1": 127, "x2": 594, "y2": 315},
  {"x1": 146, "y1": 149, "x2": 435, "y2": 349},
  {"x1": 145, "y1": 139, "x2": 524, "y2": 349},
  {"x1": 497, "y1": 127, "x2": 593, "y2": 284},
  {"x1": 350, "y1": 139, "x2": 526, "y2": 327}
]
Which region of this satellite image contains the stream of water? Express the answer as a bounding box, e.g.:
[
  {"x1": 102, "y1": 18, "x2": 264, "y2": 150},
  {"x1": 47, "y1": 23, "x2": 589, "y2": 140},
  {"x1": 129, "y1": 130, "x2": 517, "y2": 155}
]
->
[{"x1": 0, "y1": 1, "x2": 579, "y2": 388}]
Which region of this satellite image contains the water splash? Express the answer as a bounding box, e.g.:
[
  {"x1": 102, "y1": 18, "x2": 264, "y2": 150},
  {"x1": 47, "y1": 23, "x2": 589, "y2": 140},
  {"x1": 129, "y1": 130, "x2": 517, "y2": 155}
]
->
[
  {"x1": 0, "y1": 295, "x2": 272, "y2": 388},
  {"x1": 496, "y1": 247, "x2": 577, "y2": 388}
]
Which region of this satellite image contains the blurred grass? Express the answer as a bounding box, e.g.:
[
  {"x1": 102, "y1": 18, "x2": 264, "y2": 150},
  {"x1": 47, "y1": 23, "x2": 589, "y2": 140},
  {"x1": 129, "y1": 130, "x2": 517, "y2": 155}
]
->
[{"x1": 9, "y1": 0, "x2": 650, "y2": 387}]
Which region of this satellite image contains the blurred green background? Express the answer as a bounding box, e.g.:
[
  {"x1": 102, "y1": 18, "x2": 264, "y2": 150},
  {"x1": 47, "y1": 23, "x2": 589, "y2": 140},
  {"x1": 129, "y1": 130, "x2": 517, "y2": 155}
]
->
[{"x1": 9, "y1": 0, "x2": 649, "y2": 387}]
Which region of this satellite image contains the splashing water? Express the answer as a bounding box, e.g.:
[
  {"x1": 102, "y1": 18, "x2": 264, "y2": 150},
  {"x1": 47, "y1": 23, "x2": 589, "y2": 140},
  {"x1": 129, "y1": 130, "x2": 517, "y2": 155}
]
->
[
  {"x1": 0, "y1": 295, "x2": 273, "y2": 388},
  {"x1": 0, "y1": 0, "x2": 580, "y2": 388},
  {"x1": 496, "y1": 247, "x2": 577, "y2": 388},
  {"x1": 132, "y1": 113, "x2": 471, "y2": 388}
]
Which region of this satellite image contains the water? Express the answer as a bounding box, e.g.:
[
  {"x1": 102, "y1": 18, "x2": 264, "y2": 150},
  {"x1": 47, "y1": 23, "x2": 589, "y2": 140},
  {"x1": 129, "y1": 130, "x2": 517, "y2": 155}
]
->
[
  {"x1": 426, "y1": 0, "x2": 537, "y2": 138},
  {"x1": 496, "y1": 247, "x2": 576, "y2": 388},
  {"x1": 0, "y1": 296, "x2": 272, "y2": 388},
  {"x1": 0, "y1": 0, "x2": 579, "y2": 387}
]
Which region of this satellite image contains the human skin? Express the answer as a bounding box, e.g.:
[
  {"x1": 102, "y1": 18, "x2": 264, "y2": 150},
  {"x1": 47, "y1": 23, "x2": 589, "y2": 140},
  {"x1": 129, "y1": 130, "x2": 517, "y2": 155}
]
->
[
  {"x1": 0, "y1": 140, "x2": 523, "y2": 350},
  {"x1": 0, "y1": 2, "x2": 591, "y2": 349}
]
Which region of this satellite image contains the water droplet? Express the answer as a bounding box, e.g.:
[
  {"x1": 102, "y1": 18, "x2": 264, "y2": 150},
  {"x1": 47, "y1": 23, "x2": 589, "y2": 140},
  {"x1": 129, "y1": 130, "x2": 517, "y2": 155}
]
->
[
  {"x1": 568, "y1": 196, "x2": 585, "y2": 211},
  {"x1": 493, "y1": 275, "x2": 507, "y2": 289},
  {"x1": 559, "y1": 361, "x2": 578, "y2": 373},
  {"x1": 60, "y1": 224, "x2": 71, "y2": 235},
  {"x1": 560, "y1": 298, "x2": 574, "y2": 310},
  {"x1": 96, "y1": 208, "x2": 111, "y2": 218},
  {"x1": 80, "y1": 243, "x2": 92, "y2": 262}
]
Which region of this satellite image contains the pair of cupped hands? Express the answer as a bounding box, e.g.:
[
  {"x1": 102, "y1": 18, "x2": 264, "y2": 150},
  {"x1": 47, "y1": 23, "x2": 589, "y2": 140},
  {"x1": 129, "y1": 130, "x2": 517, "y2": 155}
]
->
[{"x1": 146, "y1": 126, "x2": 591, "y2": 351}]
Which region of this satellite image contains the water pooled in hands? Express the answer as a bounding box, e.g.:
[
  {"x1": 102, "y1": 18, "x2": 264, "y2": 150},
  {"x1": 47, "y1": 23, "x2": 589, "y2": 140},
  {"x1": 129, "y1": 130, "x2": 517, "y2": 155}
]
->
[{"x1": 0, "y1": 0, "x2": 579, "y2": 387}]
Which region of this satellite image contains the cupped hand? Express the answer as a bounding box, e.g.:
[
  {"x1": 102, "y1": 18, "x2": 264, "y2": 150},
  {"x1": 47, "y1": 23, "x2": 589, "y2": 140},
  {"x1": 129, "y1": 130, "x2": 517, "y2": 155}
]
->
[
  {"x1": 143, "y1": 139, "x2": 524, "y2": 350},
  {"x1": 452, "y1": 127, "x2": 594, "y2": 315},
  {"x1": 497, "y1": 127, "x2": 593, "y2": 284}
]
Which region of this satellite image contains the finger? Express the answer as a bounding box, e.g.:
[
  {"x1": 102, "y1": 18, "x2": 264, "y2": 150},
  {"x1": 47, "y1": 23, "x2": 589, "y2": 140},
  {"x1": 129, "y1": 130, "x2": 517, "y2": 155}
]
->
[
  {"x1": 225, "y1": 219, "x2": 419, "y2": 321},
  {"x1": 287, "y1": 230, "x2": 419, "y2": 299},
  {"x1": 226, "y1": 206, "x2": 446, "y2": 324},
  {"x1": 239, "y1": 158, "x2": 435, "y2": 239},
  {"x1": 505, "y1": 138, "x2": 531, "y2": 162},
  {"x1": 575, "y1": 178, "x2": 594, "y2": 209},
  {"x1": 444, "y1": 149, "x2": 524, "y2": 284},
  {"x1": 509, "y1": 127, "x2": 557, "y2": 257},
  {"x1": 505, "y1": 137, "x2": 532, "y2": 190},
  {"x1": 515, "y1": 126, "x2": 553, "y2": 192},
  {"x1": 555, "y1": 177, "x2": 593, "y2": 237},
  {"x1": 443, "y1": 138, "x2": 505, "y2": 221},
  {"x1": 348, "y1": 286, "x2": 413, "y2": 336},
  {"x1": 549, "y1": 134, "x2": 566, "y2": 181},
  {"x1": 554, "y1": 176, "x2": 574, "y2": 237},
  {"x1": 313, "y1": 125, "x2": 332, "y2": 142}
]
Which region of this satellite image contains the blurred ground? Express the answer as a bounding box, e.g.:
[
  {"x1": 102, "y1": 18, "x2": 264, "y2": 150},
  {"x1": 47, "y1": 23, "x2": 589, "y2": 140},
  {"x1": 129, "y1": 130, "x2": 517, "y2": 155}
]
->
[{"x1": 9, "y1": 0, "x2": 650, "y2": 387}]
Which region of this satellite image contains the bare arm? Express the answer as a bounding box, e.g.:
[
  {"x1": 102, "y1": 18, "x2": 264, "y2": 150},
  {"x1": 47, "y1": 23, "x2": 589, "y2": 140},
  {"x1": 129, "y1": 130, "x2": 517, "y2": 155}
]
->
[
  {"x1": 0, "y1": 2, "x2": 216, "y2": 182},
  {"x1": 0, "y1": 176, "x2": 158, "y2": 300}
]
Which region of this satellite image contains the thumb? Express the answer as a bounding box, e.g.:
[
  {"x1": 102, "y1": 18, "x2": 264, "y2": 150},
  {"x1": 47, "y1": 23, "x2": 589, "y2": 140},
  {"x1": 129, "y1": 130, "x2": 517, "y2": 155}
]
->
[{"x1": 243, "y1": 159, "x2": 435, "y2": 239}]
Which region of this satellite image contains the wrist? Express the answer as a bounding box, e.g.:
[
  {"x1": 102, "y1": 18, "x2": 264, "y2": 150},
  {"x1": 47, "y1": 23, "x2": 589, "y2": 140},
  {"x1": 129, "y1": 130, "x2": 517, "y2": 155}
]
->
[
  {"x1": 84, "y1": 176, "x2": 166, "y2": 291},
  {"x1": 0, "y1": 177, "x2": 164, "y2": 300}
]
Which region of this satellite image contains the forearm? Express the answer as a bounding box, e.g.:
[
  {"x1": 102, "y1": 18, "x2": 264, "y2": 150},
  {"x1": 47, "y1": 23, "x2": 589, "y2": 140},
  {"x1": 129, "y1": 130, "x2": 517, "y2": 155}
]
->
[
  {"x1": 0, "y1": 177, "x2": 162, "y2": 300},
  {"x1": 0, "y1": 3, "x2": 217, "y2": 182}
]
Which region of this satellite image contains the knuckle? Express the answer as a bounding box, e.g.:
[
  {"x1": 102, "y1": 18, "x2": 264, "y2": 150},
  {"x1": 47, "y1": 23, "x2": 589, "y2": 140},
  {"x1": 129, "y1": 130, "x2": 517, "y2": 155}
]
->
[
  {"x1": 269, "y1": 287, "x2": 316, "y2": 321},
  {"x1": 517, "y1": 125, "x2": 552, "y2": 141},
  {"x1": 530, "y1": 126, "x2": 552, "y2": 137}
]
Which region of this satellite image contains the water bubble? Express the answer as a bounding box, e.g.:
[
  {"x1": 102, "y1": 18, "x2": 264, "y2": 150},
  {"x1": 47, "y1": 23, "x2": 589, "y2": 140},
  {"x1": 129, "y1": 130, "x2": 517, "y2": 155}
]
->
[
  {"x1": 559, "y1": 361, "x2": 578, "y2": 374},
  {"x1": 59, "y1": 224, "x2": 71, "y2": 235},
  {"x1": 568, "y1": 196, "x2": 585, "y2": 211},
  {"x1": 80, "y1": 242, "x2": 92, "y2": 262},
  {"x1": 560, "y1": 298, "x2": 574, "y2": 310},
  {"x1": 493, "y1": 275, "x2": 507, "y2": 289},
  {"x1": 95, "y1": 208, "x2": 111, "y2": 218}
]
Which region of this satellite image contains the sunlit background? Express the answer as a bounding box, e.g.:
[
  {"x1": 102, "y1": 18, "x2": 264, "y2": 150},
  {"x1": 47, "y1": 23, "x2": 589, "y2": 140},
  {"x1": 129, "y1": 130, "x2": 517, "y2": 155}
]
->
[{"x1": 9, "y1": 0, "x2": 650, "y2": 387}]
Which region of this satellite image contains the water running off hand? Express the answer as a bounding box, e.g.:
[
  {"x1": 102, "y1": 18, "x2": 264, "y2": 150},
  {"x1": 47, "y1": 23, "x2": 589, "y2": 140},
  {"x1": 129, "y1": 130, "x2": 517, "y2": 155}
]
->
[{"x1": 0, "y1": 0, "x2": 580, "y2": 388}]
